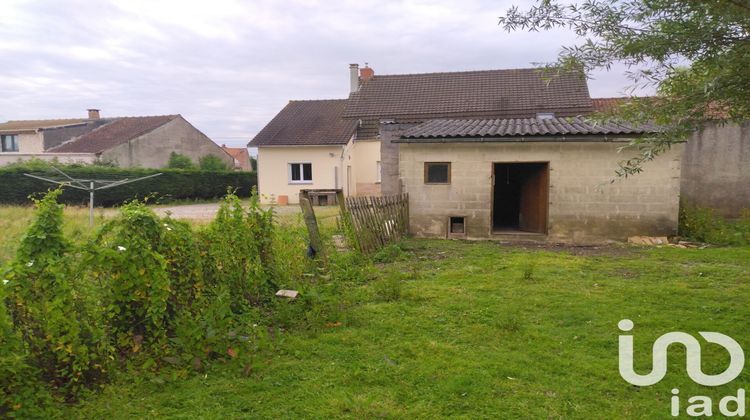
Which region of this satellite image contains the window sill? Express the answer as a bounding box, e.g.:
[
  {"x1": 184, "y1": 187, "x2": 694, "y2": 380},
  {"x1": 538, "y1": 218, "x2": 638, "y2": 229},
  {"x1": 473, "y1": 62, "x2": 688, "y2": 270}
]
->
[
  {"x1": 424, "y1": 182, "x2": 451, "y2": 185},
  {"x1": 289, "y1": 181, "x2": 313, "y2": 185}
]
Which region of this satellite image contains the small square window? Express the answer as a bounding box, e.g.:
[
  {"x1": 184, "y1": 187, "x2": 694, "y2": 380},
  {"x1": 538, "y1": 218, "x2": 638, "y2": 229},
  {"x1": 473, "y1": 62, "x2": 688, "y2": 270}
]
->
[
  {"x1": 449, "y1": 216, "x2": 465, "y2": 236},
  {"x1": 289, "y1": 162, "x2": 312, "y2": 183},
  {"x1": 1, "y1": 135, "x2": 19, "y2": 152},
  {"x1": 424, "y1": 162, "x2": 451, "y2": 184}
]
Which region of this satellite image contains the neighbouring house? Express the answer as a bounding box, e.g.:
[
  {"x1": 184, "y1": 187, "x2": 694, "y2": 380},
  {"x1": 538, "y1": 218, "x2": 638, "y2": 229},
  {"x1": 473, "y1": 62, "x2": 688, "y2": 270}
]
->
[
  {"x1": 221, "y1": 144, "x2": 253, "y2": 171},
  {"x1": 249, "y1": 95, "x2": 381, "y2": 204},
  {"x1": 0, "y1": 109, "x2": 233, "y2": 169}
]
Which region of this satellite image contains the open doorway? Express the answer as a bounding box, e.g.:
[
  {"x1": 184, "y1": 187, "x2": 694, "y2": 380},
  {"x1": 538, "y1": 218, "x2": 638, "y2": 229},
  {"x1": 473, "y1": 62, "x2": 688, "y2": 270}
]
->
[{"x1": 492, "y1": 162, "x2": 549, "y2": 234}]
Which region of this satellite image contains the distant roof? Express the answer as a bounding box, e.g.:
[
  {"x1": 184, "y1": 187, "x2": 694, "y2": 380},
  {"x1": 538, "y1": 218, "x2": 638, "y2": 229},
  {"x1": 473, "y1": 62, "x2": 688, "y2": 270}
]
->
[
  {"x1": 249, "y1": 100, "x2": 357, "y2": 147},
  {"x1": 222, "y1": 145, "x2": 250, "y2": 160},
  {"x1": 49, "y1": 115, "x2": 179, "y2": 153},
  {"x1": 396, "y1": 116, "x2": 659, "y2": 142},
  {"x1": 0, "y1": 118, "x2": 91, "y2": 134},
  {"x1": 343, "y1": 68, "x2": 593, "y2": 120},
  {"x1": 592, "y1": 97, "x2": 630, "y2": 113}
]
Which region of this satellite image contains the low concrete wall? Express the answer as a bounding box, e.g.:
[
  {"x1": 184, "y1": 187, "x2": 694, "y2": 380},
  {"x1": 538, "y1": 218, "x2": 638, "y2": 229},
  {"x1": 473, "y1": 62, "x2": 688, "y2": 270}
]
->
[
  {"x1": 399, "y1": 141, "x2": 683, "y2": 243},
  {"x1": 681, "y1": 122, "x2": 750, "y2": 218},
  {"x1": 0, "y1": 153, "x2": 96, "y2": 166}
]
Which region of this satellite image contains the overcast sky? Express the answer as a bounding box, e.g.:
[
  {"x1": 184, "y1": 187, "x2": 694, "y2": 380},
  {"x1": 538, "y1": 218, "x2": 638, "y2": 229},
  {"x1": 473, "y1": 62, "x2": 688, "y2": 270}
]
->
[{"x1": 0, "y1": 0, "x2": 649, "y2": 149}]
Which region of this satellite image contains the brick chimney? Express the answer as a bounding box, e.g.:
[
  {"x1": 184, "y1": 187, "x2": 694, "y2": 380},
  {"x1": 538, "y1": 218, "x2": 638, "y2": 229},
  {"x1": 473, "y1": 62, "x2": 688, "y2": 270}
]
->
[
  {"x1": 360, "y1": 63, "x2": 374, "y2": 83},
  {"x1": 87, "y1": 109, "x2": 100, "y2": 119},
  {"x1": 349, "y1": 63, "x2": 359, "y2": 93}
]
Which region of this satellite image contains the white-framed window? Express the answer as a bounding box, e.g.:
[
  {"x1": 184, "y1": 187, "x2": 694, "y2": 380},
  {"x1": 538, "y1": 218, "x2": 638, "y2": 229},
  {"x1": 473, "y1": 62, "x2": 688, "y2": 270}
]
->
[
  {"x1": 288, "y1": 162, "x2": 312, "y2": 184},
  {"x1": 376, "y1": 161, "x2": 381, "y2": 183},
  {"x1": 1, "y1": 135, "x2": 18, "y2": 152}
]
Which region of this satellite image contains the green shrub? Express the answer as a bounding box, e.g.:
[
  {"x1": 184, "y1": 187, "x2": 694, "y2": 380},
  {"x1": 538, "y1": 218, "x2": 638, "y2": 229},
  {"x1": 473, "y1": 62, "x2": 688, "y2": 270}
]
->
[
  {"x1": 200, "y1": 190, "x2": 276, "y2": 310},
  {"x1": 0, "y1": 163, "x2": 256, "y2": 206},
  {"x1": 199, "y1": 155, "x2": 229, "y2": 171},
  {"x1": 86, "y1": 202, "x2": 172, "y2": 355},
  {"x1": 167, "y1": 152, "x2": 196, "y2": 170},
  {"x1": 0, "y1": 271, "x2": 57, "y2": 418},
  {"x1": 680, "y1": 205, "x2": 750, "y2": 245},
  {"x1": 3, "y1": 190, "x2": 110, "y2": 398}
]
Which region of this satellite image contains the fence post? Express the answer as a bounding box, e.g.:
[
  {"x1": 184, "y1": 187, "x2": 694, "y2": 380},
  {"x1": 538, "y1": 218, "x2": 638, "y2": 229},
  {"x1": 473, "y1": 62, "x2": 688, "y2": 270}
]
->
[{"x1": 299, "y1": 191, "x2": 326, "y2": 262}]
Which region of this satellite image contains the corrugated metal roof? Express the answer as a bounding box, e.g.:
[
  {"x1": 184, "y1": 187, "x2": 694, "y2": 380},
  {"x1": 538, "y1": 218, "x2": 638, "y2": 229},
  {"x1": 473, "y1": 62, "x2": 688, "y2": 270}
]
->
[{"x1": 398, "y1": 116, "x2": 659, "y2": 140}]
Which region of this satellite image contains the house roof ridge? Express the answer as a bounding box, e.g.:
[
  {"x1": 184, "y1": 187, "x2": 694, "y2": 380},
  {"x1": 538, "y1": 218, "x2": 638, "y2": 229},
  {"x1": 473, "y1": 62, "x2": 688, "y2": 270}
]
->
[
  {"x1": 288, "y1": 98, "x2": 348, "y2": 103},
  {"x1": 47, "y1": 114, "x2": 180, "y2": 153},
  {"x1": 371, "y1": 67, "x2": 562, "y2": 78}
]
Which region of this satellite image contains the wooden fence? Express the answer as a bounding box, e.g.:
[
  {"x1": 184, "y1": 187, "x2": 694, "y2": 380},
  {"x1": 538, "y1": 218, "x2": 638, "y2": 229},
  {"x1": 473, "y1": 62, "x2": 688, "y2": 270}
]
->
[{"x1": 342, "y1": 193, "x2": 409, "y2": 253}]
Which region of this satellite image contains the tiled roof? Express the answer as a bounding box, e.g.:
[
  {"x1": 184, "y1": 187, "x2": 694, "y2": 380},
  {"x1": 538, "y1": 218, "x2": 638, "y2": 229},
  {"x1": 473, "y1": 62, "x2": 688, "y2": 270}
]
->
[
  {"x1": 398, "y1": 116, "x2": 659, "y2": 141},
  {"x1": 343, "y1": 68, "x2": 593, "y2": 120},
  {"x1": 592, "y1": 97, "x2": 630, "y2": 113},
  {"x1": 221, "y1": 146, "x2": 250, "y2": 161},
  {"x1": 249, "y1": 99, "x2": 357, "y2": 146},
  {"x1": 0, "y1": 118, "x2": 90, "y2": 133},
  {"x1": 49, "y1": 115, "x2": 179, "y2": 153}
]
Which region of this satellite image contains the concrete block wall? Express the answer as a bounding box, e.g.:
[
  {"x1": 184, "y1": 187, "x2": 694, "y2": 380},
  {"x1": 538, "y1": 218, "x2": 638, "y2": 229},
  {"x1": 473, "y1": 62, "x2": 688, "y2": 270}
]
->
[
  {"x1": 681, "y1": 122, "x2": 750, "y2": 218},
  {"x1": 399, "y1": 141, "x2": 684, "y2": 243}
]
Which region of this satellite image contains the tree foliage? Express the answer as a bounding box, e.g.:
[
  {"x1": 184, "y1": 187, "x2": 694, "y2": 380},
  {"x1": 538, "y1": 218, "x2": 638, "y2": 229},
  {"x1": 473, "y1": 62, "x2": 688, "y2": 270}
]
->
[
  {"x1": 167, "y1": 152, "x2": 196, "y2": 170},
  {"x1": 500, "y1": 0, "x2": 750, "y2": 176},
  {"x1": 199, "y1": 154, "x2": 229, "y2": 171}
]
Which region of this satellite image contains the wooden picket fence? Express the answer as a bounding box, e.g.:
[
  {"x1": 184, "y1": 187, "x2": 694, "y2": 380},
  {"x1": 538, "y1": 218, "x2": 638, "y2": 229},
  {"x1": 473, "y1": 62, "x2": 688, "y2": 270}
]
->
[{"x1": 341, "y1": 193, "x2": 409, "y2": 253}]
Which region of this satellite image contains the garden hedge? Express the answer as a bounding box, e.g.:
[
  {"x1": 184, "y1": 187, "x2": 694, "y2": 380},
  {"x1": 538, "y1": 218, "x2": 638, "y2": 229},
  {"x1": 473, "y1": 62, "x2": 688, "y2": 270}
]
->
[{"x1": 0, "y1": 165, "x2": 257, "y2": 206}]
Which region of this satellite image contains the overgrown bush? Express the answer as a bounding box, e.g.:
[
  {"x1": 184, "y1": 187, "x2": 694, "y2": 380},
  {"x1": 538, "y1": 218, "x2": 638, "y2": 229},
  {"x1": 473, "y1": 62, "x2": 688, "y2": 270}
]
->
[
  {"x1": 167, "y1": 152, "x2": 196, "y2": 170},
  {"x1": 0, "y1": 274, "x2": 56, "y2": 418},
  {"x1": 86, "y1": 202, "x2": 173, "y2": 355},
  {"x1": 3, "y1": 190, "x2": 110, "y2": 400},
  {"x1": 199, "y1": 155, "x2": 229, "y2": 171},
  {"x1": 1, "y1": 187, "x2": 376, "y2": 411},
  {"x1": 200, "y1": 191, "x2": 276, "y2": 309},
  {"x1": 0, "y1": 161, "x2": 256, "y2": 206},
  {"x1": 680, "y1": 205, "x2": 750, "y2": 245}
]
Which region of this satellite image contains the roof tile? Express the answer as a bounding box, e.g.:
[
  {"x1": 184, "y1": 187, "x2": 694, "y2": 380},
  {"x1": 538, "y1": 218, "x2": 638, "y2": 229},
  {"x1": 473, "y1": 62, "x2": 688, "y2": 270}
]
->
[
  {"x1": 249, "y1": 100, "x2": 357, "y2": 147},
  {"x1": 49, "y1": 115, "x2": 179, "y2": 153},
  {"x1": 343, "y1": 68, "x2": 593, "y2": 119}
]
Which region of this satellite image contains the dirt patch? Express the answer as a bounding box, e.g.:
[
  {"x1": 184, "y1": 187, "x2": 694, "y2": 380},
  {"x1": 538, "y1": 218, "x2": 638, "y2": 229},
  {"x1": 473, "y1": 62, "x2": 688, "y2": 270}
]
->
[{"x1": 492, "y1": 241, "x2": 639, "y2": 257}]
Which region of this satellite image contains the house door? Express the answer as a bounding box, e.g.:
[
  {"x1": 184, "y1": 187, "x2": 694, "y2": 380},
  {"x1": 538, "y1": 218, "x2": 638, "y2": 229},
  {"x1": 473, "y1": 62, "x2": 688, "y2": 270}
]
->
[{"x1": 492, "y1": 162, "x2": 549, "y2": 234}]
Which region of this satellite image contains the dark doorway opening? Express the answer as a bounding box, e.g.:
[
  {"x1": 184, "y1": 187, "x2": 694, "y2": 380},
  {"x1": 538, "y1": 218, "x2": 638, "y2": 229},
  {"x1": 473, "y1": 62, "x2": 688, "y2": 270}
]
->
[{"x1": 492, "y1": 162, "x2": 549, "y2": 234}]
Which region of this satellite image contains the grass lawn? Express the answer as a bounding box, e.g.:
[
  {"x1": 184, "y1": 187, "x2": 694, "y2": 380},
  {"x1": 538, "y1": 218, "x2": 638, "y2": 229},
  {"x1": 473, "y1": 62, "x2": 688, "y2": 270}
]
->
[{"x1": 67, "y1": 239, "x2": 750, "y2": 418}]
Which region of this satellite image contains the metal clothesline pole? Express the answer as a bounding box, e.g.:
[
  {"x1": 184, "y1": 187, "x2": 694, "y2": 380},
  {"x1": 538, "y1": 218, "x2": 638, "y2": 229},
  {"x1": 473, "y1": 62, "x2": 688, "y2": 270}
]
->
[{"x1": 23, "y1": 167, "x2": 163, "y2": 226}]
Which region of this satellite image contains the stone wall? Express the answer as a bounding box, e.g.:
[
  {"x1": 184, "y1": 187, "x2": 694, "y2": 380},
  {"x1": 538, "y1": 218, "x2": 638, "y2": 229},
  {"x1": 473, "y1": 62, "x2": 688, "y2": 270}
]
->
[
  {"x1": 399, "y1": 141, "x2": 684, "y2": 243},
  {"x1": 681, "y1": 122, "x2": 750, "y2": 218}
]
